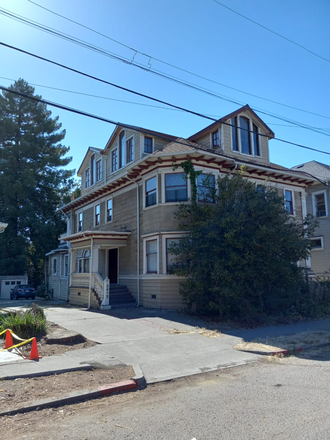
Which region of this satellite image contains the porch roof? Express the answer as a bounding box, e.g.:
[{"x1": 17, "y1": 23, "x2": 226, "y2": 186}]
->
[{"x1": 61, "y1": 230, "x2": 131, "y2": 247}]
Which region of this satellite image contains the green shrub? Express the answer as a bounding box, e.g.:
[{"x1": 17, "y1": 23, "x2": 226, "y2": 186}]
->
[{"x1": 0, "y1": 304, "x2": 47, "y2": 339}]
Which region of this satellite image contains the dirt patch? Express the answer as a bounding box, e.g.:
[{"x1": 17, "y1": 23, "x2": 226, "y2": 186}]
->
[
  {"x1": 167, "y1": 327, "x2": 222, "y2": 338},
  {"x1": 0, "y1": 322, "x2": 98, "y2": 358},
  {"x1": 0, "y1": 364, "x2": 135, "y2": 413},
  {"x1": 234, "y1": 330, "x2": 330, "y2": 354}
]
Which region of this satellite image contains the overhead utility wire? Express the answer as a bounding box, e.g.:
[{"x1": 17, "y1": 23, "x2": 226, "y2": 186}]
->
[
  {"x1": 26, "y1": 0, "x2": 330, "y2": 122},
  {"x1": 2, "y1": 75, "x2": 329, "y2": 131},
  {"x1": 2, "y1": 84, "x2": 330, "y2": 189},
  {"x1": 1, "y1": 84, "x2": 330, "y2": 160},
  {"x1": 1, "y1": 9, "x2": 330, "y2": 136},
  {"x1": 2, "y1": 40, "x2": 330, "y2": 143},
  {"x1": 212, "y1": 0, "x2": 330, "y2": 64}
]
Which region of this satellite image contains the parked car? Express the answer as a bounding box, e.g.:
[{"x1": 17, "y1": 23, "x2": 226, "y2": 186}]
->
[{"x1": 10, "y1": 285, "x2": 36, "y2": 300}]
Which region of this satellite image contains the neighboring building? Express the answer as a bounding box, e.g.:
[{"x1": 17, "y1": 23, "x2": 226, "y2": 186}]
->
[
  {"x1": 292, "y1": 161, "x2": 330, "y2": 278},
  {"x1": 45, "y1": 233, "x2": 70, "y2": 301},
  {"x1": 56, "y1": 105, "x2": 315, "y2": 310},
  {"x1": 0, "y1": 275, "x2": 28, "y2": 299}
]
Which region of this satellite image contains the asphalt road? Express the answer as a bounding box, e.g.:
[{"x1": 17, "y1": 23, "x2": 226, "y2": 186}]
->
[{"x1": 4, "y1": 353, "x2": 330, "y2": 440}]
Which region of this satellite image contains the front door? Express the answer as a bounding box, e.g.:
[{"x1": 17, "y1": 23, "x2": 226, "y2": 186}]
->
[{"x1": 109, "y1": 249, "x2": 118, "y2": 284}]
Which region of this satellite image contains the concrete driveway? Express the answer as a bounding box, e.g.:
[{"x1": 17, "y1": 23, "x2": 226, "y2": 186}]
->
[{"x1": 43, "y1": 306, "x2": 259, "y2": 383}]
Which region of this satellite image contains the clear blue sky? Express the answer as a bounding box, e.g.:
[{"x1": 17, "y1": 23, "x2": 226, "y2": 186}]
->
[{"x1": 0, "y1": 0, "x2": 329, "y2": 174}]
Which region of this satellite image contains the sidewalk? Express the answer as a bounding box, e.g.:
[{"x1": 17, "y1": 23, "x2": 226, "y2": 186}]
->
[{"x1": 1, "y1": 305, "x2": 330, "y2": 415}]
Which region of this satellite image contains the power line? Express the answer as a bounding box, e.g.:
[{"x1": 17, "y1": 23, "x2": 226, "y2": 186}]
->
[
  {"x1": 1, "y1": 84, "x2": 330, "y2": 159},
  {"x1": 2, "y1": 6, "x2": 330, "y2": 132},
  {"x1": 25, "y1": 0, "x2": 330, "y2": 122},
  {"x1": 212, "y1": 0, "x2": 330, "y2": 64},
  {"x1": 1, "y1": 75, "x2": 329, "y2": 132}
]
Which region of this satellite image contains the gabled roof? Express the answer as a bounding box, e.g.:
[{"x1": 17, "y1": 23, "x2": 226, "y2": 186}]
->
[
  {"x1": 188, "y1": 105, "x2": 275, "y2": 141},
  {"x1": 103, "y1": 124, "x2": 178, "y2": 155},
  {"x1": 77, "y1": 147, "x2": 103, "y2": 177},
  {"x1": 292, "y1": 161, "x2": 330, "y2": 181}
]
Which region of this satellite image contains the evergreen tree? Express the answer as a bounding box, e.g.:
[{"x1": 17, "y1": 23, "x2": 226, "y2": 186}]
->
[
  {"x1": 0, "y1": 79, "x2": 75, "y2": 285},
  {"x1": 171, "y1": 164, "x2": 317, "y2": 320}
]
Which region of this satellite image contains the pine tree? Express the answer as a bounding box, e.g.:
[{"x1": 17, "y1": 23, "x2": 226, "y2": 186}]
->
[{"x1": 0, "y1": 79, "x2": 75, "y2": 285}]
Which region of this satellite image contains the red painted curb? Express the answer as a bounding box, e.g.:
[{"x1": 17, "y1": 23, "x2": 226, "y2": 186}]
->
[{"x1": 99, "y1": 379, "x2": 137, "y2": 396}]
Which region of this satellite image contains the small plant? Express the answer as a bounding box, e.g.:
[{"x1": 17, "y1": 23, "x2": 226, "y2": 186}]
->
[{"x1": 0, "y1": 304, "x2": 47, "y2": 339}]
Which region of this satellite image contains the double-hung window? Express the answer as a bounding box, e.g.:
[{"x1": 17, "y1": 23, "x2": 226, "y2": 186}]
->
[
  {"x1": 52, "y1": 258, "x2": 57, "y2": 276},
  {"x1": 197, "y1": 174, "x2": 215, "y2": 203},
  {"x1": 119, "y1": 131, "x2": 125, "y2": 168},
  {"x1": 284, "y1": 190, "x2": 293, "y2": 215},
  {"x1": 96, "y1": 159, "x2": 102, "y2": 181},
  {"x1": 212, "y1": 130, "x2": 219, "y2": 148},
  {"x1": 310, "y1": 237, "x2": 324, "y2": 250},
  {"x1": 95, "y1": 204, "x2": 100, "y2": 226},
  {"x1": 78, "y1": 212, "x2": 83, "y2": 232},
  {"x1": 166, "y1": 238, "x2": 181, "y2": 274},
  {"x1": 107, "y1": 199, "x2": 113, "y2": 222},
  {"x1": 165, "y1": 173, "x2": 188, "y2": 202},
  {"x1": 126, "y1": 137, "x2": 134, "y2": 163},
  {"x1": 146, "y1": 177, "x2": 157, "y2": 207},
  {"x1": 90, "y1": 154, "x2": 95, "y2": 185},
  {"x1": 231, "y1": 116, "x2": 260, "y2": 157},
  {"x1": 146, "y1": 240, "x2": 157, "y2": 274},
  {"x1": 64, "y1": 255, "x2": 69, "y2": 277},
  {"x1": 112, "y1": 149, "x2": 118, "y2": 172},
  {"x1": 144, "y1": 136, "x2": 153, "y2": 154},
  {"x1": 78, "y1": 250, "x2": 90, "y2": 273},
  {"x1": 314, "y1": 192, "x2": 327, "y2": 217},
  {"x1": 85, "y1": 168, "x2": 90, "y2": 188}
]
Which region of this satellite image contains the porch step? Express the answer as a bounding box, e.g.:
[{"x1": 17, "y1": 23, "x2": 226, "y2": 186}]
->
[{"x1": 109, "y1": 285, "x2": 136, "y2": 306}]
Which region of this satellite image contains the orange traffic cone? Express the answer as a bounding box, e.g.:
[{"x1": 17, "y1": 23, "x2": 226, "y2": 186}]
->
[
  {"x1": 4, "y1": 330, "x2": 14, "y2": 349},
  {"x1": 26, "y1": 337, "x2": 42, "y2": 360}
]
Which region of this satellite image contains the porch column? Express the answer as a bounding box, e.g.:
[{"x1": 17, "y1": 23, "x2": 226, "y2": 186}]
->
[
  {"x1": 92, "y1": 246, "x2": 100, "y2": 273},
  {"x1": 69, "y1": 248, "x2": 76, "y2": 287}
]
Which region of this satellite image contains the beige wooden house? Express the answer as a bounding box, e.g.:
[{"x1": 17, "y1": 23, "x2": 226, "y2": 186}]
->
[{"x1": 58, "y1": 105, "x2": 315, "y2": 309}]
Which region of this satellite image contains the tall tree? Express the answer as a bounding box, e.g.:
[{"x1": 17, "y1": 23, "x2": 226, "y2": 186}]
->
[
  {"x1": 171, "y1": 163, "x2": 317, "y2": 320},
  {"x1": 0, "y1": 79, "x2": 75, "y2": 285}
]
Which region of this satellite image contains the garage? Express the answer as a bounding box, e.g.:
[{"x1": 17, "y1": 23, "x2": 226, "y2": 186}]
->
[{"x1": 0, "y1": 276, "x2": 28, "y2": 299}]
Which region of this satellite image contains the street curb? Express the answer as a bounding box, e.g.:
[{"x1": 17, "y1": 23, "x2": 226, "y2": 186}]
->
[
  {"x1": 238, "y1": 341, "x2": 330, "y2": 356},
  {"x1": 131, "y1": 363, "x2": 146, "y2": 388},
  {"x1": 0, "y1": 380, "x2": 138, "y2": 417},
  {"x1": 0, "y1": 365, "x2": 145, "y2": 417},
  {"x1": 0, "y1": 365, "x2": 92, "y2": 380}
]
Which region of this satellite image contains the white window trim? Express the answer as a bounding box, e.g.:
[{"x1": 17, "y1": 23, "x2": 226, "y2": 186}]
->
[
  {"x1": 310, "y1": 236, "x2": 324, "y2": 251},
  {"x1": 110, "y1": 147, "x2": 119, "y2": 174},
  {"x1": 106, "y1": 198, "x2": 113, "y2": 223},
  {"x1": 52, "y1": 257, "x2": 57, "y2": 276},
  {"x1": 162, "y1": 233, "x2": 185, "y2": 274},
  {"x1": 230, "y1": 116, "x2": 262, "y2": 158},
  {"x1": 126, "y1": 134, "x2": 134, "y2": 164},
  {"x1": 143, "y1": 134, "x2": 154, "y2": 155},
  {"x1": 77, "y1": 211, "x2": 83, "y2": 232},
  {"x1": 210, "y1": 128, "x2": 220, "y2": 149},
  {"x1": 143, "y1": 174, "x2": 158, "y2": 209},
  {"x1": 161, "y1": 170, "x2": 191, "y2": 204},
  {"x1": 94, "y1": 204, "x2": 101, "y2": 227},
  {"x1": 283, "y1": 188, "x2": 295, "y2": 216},
  {"x1": 312, "y1": 190, "x2": 328, "y2": 218},
  {"x1": 85, "y1": 167, "x2": 91, "y2": 188},
  {"x1": 143, "y1": 235, "x2": 159, "y2": 275},
  {"x1": 96, "y1": 158, "x2": 102, "y2": 182}
]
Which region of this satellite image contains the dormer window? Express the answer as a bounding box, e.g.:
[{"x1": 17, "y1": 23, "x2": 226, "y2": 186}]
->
[
  {"x1": 119, "y1": 131, "x2": 125, "y2": 168},
  {"x1": 90, "y1": 154, "x2": 95, "y2": 185},
  {"x1": 96, "y1": 159, "x2": 102, "y2": 181},
  {"x1": 212, "y1": 130, "x2": 219, "y2": 148},
  {"x1": 85, "y1": 168, "x2": 90, "y2": 188},
  {"x1": 144, "y1": 136, "x2": 153, "y2": 154},
  {"x1": 231, "y1": 116, "x2": 261, "y2": 157}
]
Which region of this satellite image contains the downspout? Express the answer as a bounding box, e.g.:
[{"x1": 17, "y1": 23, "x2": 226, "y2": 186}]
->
[
  {"x1": 126, "y1": 175, "x2": 140, "y2": 307},
  {"x1": 88, "y1": 237, "x2": 94, "y2": 309}
]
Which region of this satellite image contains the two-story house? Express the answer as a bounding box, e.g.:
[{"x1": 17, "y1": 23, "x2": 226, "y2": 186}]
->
[
  {"x1": 48, "y1": 105, "x2": 315, "y2": 309},
  {"x1": 292, "y1": 161, "x2": 330, "y2": 279}
]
